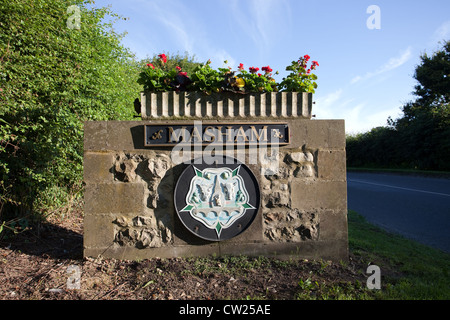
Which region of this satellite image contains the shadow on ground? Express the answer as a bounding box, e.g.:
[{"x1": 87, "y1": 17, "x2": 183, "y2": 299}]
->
[{"x1": 0, "y1": 221, "x2": 83, "y2": 260}]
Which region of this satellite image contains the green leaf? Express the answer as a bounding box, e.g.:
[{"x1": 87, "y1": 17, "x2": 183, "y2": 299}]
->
[
  {"x1": 181, "y1": 204, "x2": 194, "y2": 211},
  {"x1": 195, "y1": 167, "x2": 203, "y2": 177}
]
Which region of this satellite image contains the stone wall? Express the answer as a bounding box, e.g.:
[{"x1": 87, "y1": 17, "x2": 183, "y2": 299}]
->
[{"x1": 83, "y1": 119, "x2": 348, "y2": 261}]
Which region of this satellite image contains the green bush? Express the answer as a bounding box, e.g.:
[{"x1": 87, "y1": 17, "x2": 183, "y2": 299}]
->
[{"x1": 0, "y1": 0, "x2": 141, "y2": 223}]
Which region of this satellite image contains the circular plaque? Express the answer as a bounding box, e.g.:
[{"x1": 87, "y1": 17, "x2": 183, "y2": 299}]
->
[{"x1": 174, "y1": 156, "x2": 260, "y2": 241}]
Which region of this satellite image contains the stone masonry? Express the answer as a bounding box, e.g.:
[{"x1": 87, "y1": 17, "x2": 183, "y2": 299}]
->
[{"x1": 83, "y1": 118, "x2": 348, "y2": 261}]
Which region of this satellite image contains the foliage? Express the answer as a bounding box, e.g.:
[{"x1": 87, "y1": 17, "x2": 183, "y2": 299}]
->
[
  {"x1": 137, "y1": 52, "x2": 200, "y2": 92},
  {"x1": 188, "y1": 59, "x2": 226, "y2": 94},
  {"x1": 0, "y1": 0, "x2": 141, "y2": 223},
  {"x1": 137, "y1": 54, "x2": 319, "y2": 94},
  {"x1": 347, "y1": 40, "x2": 450, "y2": 171},
  {"x1": 278, "y1": 55, "x2": 319, "y2": 93},
  {"x1": 346, "y1": 126, "x2": 401, "y2": 168},
  {"x1": 236, "y1": 64, "x2": 278, "y2": 93}
]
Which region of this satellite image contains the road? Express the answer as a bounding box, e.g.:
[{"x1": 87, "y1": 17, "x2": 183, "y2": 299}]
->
[{"x1": 347, "y1": 172, "x2": 450, "y2": 253}]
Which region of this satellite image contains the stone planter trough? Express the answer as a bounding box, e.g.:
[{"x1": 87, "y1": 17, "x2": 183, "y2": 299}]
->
[{"x1": 140, "y1": 91, "x2": 313, "y2": 119}]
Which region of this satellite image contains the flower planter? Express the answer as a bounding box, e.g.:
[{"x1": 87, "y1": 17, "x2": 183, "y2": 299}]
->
[{"x1": 140, "y1": 91, "x2": 313, "y2": 120}]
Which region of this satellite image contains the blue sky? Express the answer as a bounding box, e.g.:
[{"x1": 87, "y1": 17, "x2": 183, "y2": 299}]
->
[{"x1": 92, "y1": 0, "x2": 450, "y2": 134}]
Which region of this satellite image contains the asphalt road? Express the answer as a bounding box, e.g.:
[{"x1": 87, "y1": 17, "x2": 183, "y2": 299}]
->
[{"x1": 347, "y1": 172, "x2": 450, "y2": 253}]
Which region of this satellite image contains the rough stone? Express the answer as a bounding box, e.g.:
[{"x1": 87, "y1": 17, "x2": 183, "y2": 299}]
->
[
  {"x1": 288, "y1": 151, "x2": 314, "y2": 164},
  {"x1": 293, "y1": 164, "x2": 315, "y2": 178},
  {"x1": 263, "y1": 209, "x2": 319, "y2": 242},
  {"x1": 147, "y1": 154, "x2": 171, "y2": 179},
  {"x1": 133, "y1": 216, "x2": 153, "y2": 227}
]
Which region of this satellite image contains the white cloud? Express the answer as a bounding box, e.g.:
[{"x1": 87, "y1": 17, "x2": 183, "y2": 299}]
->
[
  {"x1": 316, "y1": 89, "x2": 343, "y2": 108},
  {"x1": 314, "y1": 89, "x2": 344, "y2": 118},
  {"x1": 228, "y1": 0, "x2": 292, "y2": 58},
  {"x1": 314, "y1": 88, "x2": 401, "y2": 134},
  {"x1": 131, "y1": 0, "x2": 236, "y2": 66},
  {"x1": 350, "y1": 75, "x2": 362, "y2": 84},
  {"x1": 344, "y1": 103, "x2": 366, "y2": 133},
  {"x1": 148, "y1": 1, "x2": 195, "y2": 53},
  {"x1": 351, "y1": 46, "x2": 412, "y2": 84},
  {"x1": 378, "y1": 47, "x2": 413, "y2": 72},
  {"x1": 431, "y1": 20, "x2": 450, "y2": 43},
  {"x1": 207, "y1": 49, "x2": 236, "y2": 69}
]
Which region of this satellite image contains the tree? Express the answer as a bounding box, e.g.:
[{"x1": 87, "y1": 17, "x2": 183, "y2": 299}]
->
[
  {"x1": 347, "y1": 41, "x2": 450, "y2": 171},
  {"x1": 413, "y1": 41, "x2": 450, "y2": 107},
  {"x1": 394, "y1": 40, "x2": 450, "y2": 170},
  {"x1": 0, "y1": 0, "x2": 141, "y2": 223}
]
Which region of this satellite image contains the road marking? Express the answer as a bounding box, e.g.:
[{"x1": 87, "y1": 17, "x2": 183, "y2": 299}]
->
[{"x1": 348, "y1": 179, "x2": 450, "y2": 197}]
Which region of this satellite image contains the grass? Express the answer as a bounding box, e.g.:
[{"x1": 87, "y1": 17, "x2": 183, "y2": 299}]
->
[{"x1": 347, "y1": 210, "x2": 450, "y2": 299}]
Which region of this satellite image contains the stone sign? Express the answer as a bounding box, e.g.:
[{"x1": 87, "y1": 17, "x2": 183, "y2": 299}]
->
[{"x1": 83, "y1": 92, "x2": 348, "y2": 261}]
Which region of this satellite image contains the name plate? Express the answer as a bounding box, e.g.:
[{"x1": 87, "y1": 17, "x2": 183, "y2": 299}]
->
[{"x1": 144, "y1": 122, "x2": 289, "y2": 147}]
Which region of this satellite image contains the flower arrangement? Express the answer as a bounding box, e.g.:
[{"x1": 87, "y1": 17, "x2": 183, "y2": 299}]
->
[{"x1": 137, "y1": 53, "x2": 319, "y2": 94}]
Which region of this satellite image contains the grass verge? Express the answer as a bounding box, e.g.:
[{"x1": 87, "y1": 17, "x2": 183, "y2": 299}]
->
[{"x1": 347, "y1": 210, "x2": 450, "y2": 299}]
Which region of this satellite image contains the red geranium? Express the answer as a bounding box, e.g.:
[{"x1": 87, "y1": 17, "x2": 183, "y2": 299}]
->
[
  {"x1": 238, "y1": 63, "x2": 244, "y2": 71},
  {"x1": 158, "y1": 53, "x2": 167, "y2": 64},
  {"x1": 249, "y1": 66, "x2": 259, "y2": 74},
  {"x1": 146, "y1": 63, "x2": 155, "y2": 69},
  {"x1": 261, "y1": 66, "x2": 273, "y2": 73},
  {"x1": 176, "y1": 66, "x2": 182, "y2": 71}
]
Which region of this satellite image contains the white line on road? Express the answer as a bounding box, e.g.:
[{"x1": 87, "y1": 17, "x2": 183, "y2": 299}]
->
[{"x1": 348, "y1": 179, "x2": 450, "y2": 197}]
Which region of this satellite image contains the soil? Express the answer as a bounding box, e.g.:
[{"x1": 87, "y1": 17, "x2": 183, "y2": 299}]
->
[{"x1": 0, "y1": 204, "x2": 371, "y2": 300}]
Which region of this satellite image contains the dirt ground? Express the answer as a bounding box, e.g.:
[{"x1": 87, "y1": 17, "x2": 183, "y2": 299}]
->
[{"x1": 0, "y1": 205, "x2": 371, "y2": 300}]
